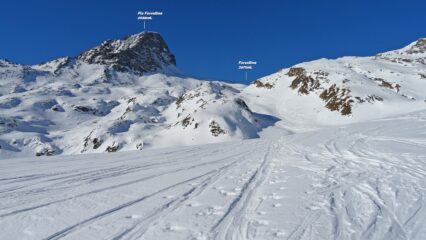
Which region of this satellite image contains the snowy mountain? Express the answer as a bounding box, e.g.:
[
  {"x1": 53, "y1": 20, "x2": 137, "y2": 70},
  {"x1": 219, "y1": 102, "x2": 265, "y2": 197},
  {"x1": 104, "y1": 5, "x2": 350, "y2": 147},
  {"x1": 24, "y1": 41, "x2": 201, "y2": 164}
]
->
[
  {"x1": 0, "y1": 32, "x2": 276, "y2": 158},
  {"x1": 243, "y1": 38, "x2": 426, "y2": 127},
  {"x1": 77, "y1": 32, "x2": 176, "y2": 74},
  {"x1": 1, "y1": 32, "x2": 426, "y2": 240},
  {"x1": 1, "y1": 34, "x2": 426, "y2": 158}
]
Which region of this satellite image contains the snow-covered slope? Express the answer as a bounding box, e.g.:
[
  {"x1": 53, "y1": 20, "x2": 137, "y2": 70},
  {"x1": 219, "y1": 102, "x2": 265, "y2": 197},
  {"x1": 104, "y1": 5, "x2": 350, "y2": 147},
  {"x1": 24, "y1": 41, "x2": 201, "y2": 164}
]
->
[
  {"x1": 0, "y1": 32, "x2": 276, "y2": 158},
  {"x1": 2, "y1": 34, "x2": 426, "y2": 158},
  {"x1": 243, "y1": 38, "x2": 426, "y2": 127},
  {"x1": 1, "y1": 109, "x2": 425, "y2": 240},
  {"x1": 152, "y1": 81, "x2": 278, "y2": 148}
]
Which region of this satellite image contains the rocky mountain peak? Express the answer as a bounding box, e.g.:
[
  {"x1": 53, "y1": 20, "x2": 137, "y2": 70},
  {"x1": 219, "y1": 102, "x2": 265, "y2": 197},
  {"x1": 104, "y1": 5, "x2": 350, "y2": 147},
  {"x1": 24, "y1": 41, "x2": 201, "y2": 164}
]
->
[
  {"x1": 376, "y1": 38, "x2": 426, "y2": 64},
  {"x1": 77, "y1": 31, "x2": 176, "y2": 74},
  {"x1": 0, "y1": 59, "x2": 14, "y2": 67},
  {"x1": 406, "y1": 38, "x2": 426, "y2": 54}
]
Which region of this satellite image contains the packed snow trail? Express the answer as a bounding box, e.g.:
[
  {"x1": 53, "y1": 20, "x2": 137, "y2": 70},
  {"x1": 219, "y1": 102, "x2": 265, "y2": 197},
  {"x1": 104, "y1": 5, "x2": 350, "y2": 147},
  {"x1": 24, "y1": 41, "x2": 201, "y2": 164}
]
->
[{"x1": 1, "y1": 111, "x2": 426, "y2": 240}]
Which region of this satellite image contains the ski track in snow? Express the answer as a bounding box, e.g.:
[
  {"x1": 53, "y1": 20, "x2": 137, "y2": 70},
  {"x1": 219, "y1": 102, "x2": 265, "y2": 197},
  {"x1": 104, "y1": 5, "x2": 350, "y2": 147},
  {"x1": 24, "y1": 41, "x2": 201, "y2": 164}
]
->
[
  {"x1": 1, "y1": 112, "x2": 426, "y2": 240},
  {"x1": 209, "y1": 142, "x2": 275, "y2": 240}
]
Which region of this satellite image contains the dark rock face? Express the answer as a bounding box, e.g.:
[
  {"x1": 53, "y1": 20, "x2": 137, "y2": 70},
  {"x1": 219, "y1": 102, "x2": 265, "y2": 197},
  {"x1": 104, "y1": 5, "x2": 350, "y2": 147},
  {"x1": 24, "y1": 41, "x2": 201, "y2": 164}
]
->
[
  {"x1": 252, "y1": 80, "x2": 273, "y2": 89},
  {"x1": 78, "y1": 32, "x2": 176, "y2": 74},
  {"x1": 106, "y1": 143, "x2": 119, "y2": 153},
  {"x1": 35, "y1": 149, "x2": 55, "y2": 157},
  {"x1": 287, "y1": 67, "x2": 353, "y2": 116},
  {"x1": 209, "y1": 121, "x2": 226, "y2": 137},
  {"x1": 319, "y1": 84, "x2": 353, "y2": 116},
  {"x1": 234, "y1": 98, "x2": 251, "y2": 112},
  {"x1": 287, "y1": 67, "x2": 305, "y2": 77},
  {"x1": 288, "y1": 67, "x2": 321, "y2": 95},
  {"x1": 82, "y1": 131, "x2": 103, "y2": 153},
  {"x1": 73, "y1": 106, "x2": 97, "y2": 114}
]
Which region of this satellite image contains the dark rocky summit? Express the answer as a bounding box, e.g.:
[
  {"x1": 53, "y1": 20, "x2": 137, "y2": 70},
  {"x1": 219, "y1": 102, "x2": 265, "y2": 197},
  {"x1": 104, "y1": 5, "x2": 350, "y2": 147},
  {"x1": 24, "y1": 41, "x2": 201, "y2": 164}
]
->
[{"x1": 78, "y1": 32, "x2": 176, "y2": 74}]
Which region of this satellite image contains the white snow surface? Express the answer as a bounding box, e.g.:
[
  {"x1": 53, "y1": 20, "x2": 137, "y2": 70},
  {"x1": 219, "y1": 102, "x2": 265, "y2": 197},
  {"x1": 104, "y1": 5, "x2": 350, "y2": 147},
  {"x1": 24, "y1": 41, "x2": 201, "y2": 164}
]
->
[
  {"x1": 243, "y1": 38, "x2": 426, "y2": 128},
  {"x1": 0, "y1": 59, "x2": 274, "y2": 158},
  {"x1": 1, "y1": 33, "x2": 426, "y2": 239},
  {"x1": 0, "y1": 109, "x2": 425, "y2": 240}
]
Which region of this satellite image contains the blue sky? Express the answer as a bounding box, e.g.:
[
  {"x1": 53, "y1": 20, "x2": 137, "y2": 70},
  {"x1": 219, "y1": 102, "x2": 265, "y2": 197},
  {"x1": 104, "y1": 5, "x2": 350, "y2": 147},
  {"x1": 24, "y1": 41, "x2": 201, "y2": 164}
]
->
[{"x1": 1, "y1": 0, "x2": 425, "y2": 83}]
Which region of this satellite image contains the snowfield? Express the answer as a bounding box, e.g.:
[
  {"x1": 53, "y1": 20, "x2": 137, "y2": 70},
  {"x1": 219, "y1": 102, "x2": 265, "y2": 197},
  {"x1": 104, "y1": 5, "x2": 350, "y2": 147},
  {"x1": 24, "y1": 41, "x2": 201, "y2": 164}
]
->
[{"x1": 1, "y1": 109, "x2": 425, "y2": 240}]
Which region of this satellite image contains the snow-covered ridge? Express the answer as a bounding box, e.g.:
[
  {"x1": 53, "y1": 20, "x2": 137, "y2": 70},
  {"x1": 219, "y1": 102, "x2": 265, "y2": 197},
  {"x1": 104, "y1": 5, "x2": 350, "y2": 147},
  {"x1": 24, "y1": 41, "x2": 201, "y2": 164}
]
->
[
  {"x1": 377, "y1": 38, "x2": 426, "y2": 64},
  {"x1": 0, "y1": 31, "x2": 279, "y2": 158},
  {"x1": 244, "y1": 38, "x2": 426, "y2": 126},
  {"x1": 1, "y1": 33, "x2": 426, "y2": 158}
]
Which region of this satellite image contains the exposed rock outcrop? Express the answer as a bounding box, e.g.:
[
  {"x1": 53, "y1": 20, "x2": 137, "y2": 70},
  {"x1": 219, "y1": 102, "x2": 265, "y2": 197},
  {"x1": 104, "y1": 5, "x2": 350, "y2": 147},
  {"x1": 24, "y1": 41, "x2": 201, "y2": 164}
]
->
[{"x1": 78, "y1": 32, "x2": 176, "y2": 74}]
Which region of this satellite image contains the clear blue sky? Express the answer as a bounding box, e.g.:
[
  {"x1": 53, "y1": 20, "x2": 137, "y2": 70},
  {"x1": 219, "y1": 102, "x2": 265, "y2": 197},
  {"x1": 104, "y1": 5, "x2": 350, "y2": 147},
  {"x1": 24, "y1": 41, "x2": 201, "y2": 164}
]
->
[{"x1": 1, "y1": 0, "x2": 425, "y2": 83}]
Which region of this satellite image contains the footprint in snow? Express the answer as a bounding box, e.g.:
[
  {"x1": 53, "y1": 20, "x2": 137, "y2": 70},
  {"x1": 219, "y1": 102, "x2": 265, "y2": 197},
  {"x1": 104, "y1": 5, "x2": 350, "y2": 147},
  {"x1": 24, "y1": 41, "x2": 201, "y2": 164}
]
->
[
  {"x1": 270, "y1": 195, "x2": 284, "y2": 200},
  {"x1": 274, "y1": 231, "x2": 286, "y2": 237},
  {"x1": 254, "y1": 219, "x2": 269, "y2": 226},
  {"x1": 126, "y1": 214, "x2": 142, "y2": 219},
  {"x1": 275, "y1": 179, "x2": 287, "y2": 183},
  {"x1": 165, "y1": 224, "x2": 185, "y2": 232},
  {"x1": 187, "y1": 202, "x2": 201, "y2": 207},
  {"x1": 219, "y1": 189, "x2": 238, "y2": 196},
  {"x1": 197, "y1": 206, "x2": 224, "y2": 216}
]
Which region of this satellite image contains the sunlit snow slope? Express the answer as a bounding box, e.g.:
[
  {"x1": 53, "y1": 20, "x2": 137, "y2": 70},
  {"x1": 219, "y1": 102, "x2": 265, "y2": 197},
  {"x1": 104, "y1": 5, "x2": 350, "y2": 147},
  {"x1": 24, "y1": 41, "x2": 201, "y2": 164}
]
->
[
  {"x1": 0, "y1": 32, "x2": 276, "y2": 158},
  {"x1": 243, "y1": 38, "x2": 426, "y2": 127},
  {"x1": 1, "y1": 109, "x2": 425, "y2": 240}
]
